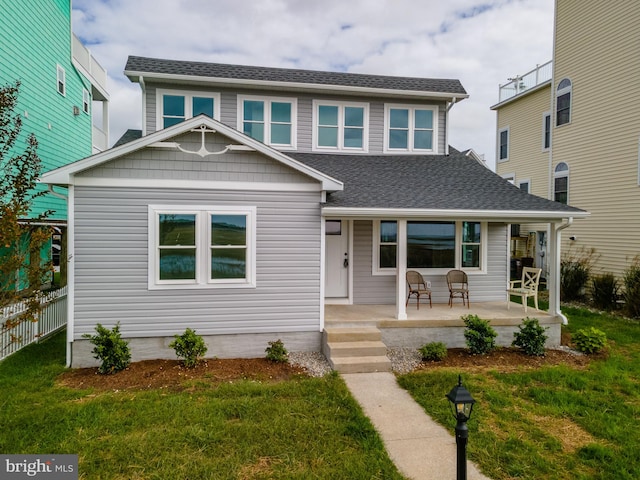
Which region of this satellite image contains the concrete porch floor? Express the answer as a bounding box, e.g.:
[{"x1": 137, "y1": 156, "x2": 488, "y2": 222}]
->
[{"x1": 325, "y1": 301, "x2": 557, "y2": 328}]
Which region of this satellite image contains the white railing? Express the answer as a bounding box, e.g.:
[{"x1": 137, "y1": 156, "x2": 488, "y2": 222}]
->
[
  {"x1": 92, "y1": 125, "x2": 108, "y2": 152},
  {"x1": 72, "y1": 34, "x2": 108, "y2": 95},
  {"x1": 498, "y1": 60, "x2": 553, "y2": 102},
  {"x1": 1, "y1": 286, "x2": 67, "y2": 361}
]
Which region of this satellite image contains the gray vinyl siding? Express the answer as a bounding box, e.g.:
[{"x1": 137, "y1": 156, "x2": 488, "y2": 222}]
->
[
  {"x1": 145, "y1": 82, "x2": 448, "y2": 154},
  {"x1": 78, "y1": 131, "x2": 316, "y2": 184},
  {"x1": 352, "y1": 221, "x2": 508, "y2": 305},
  {"x1": 353, "y1": 220, "x2": 396, "y2": 304},
  {"x1": 73, "y1": 186, "x2": 323, "y2": 339}
]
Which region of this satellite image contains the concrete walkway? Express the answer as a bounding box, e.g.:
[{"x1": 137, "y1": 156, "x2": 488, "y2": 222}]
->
[{"x1": 342, "y1": 372, "x2": 491, "y2": 480}]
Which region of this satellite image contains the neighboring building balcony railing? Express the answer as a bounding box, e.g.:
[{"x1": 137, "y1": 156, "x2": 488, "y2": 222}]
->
[
  {"x1": 72, "y1": 34, "x2": 108, "y2": 99},
  {"x1": 498, "y1": 60, "x2": 552, "y2": 102},
  {"x1": 92, "y1": 125, "x2": 108, "y2": 153}
]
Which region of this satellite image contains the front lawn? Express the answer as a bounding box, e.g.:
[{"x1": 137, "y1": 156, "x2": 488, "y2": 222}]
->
[
  {"x1": 399, "y1": 306, "x2": 640, "y2": 480},
  {"x1": 0, "y1": 331, "x2": 405, "y2": 480}
]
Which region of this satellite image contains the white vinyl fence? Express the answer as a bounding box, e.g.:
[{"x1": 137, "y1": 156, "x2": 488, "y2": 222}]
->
[{"x1": 1, "y1": 286, "x2": 67, "y2": 361}]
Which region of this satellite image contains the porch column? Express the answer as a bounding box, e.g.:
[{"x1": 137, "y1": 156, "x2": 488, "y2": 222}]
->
[
  {"x1": 396, "y1": 219, "x2": 407, "y2": 320},
  {"x1": 547, "y1": 221, "x2": 559, "y2": 317}
]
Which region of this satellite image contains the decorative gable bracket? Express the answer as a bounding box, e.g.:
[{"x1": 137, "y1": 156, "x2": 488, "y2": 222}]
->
[{"x1": 150, "y1": 124, "x2": 255, "y2": 158}]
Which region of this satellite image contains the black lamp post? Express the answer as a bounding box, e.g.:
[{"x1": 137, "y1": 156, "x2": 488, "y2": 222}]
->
[{"x1": 446, "y1": 375, "x2": 476, "y2": 480}]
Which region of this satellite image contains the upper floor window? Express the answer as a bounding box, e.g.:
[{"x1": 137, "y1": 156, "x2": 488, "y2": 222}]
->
[
  {"x1": 149, "y1": 205, "x2": 256, "y2": 289},
  {"x1": 82, "y1": 89, "x2": 90, "y2": 114},
  {"x1": 498, "y1": 127, "x2": 509, "y2": 161},
  {"x1": 238, "y1": 95, "x2": 296, "y2": 149},
  {"x1": 518, "y1": 179, "x2": 530, "y2": 194},
  {"x1": 384, "y1": 105, "x2": 437, "y2": 153},
  {"x1": 543, "y1": 113, "x2": 551, "y2": 150},
  {"x1": 56, "y1": 65, "x2": 65, "y2": 96},
  {"x1": 554, "y1": 162, "x2": 569, "y2": 204},
  {"x1": 313, "y1": 101, "x2": 368, "y2": 151},
  {"x1": 556, "y1": 78, "x2": 572, "y2": 126},
  {"x1": 157, "y1": 89, "x2": 219, "y2": 129}
]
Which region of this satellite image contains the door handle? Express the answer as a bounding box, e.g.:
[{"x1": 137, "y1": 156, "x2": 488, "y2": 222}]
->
[{"x1": 343, "y1": 253, "x2": 349, "y2": 268}]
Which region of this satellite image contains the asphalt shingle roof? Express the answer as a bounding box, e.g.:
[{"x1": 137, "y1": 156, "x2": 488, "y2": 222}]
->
[
  {"x1": 124, "y1": 56, "x2": 467, "y2": 95},
  {"x1": 289, "y1": 152, "x2": 585, "y2": 213}
]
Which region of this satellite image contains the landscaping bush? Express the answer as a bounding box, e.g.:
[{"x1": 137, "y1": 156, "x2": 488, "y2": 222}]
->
[
  {"x1": 590, "y1": 273, "x2": 619, "y2": 311},
  {"x1": 623, "y1": 259, "x2": 640, "y2": 319},
  {"x1": 265, "y1": 339, "x2": 288, "y2": 363},
  {"x1": 573, "y1": 327, "x2": 607, "y2": 354},
  {"x1": 512, "y1": 317, "x2": 548, "y2": 356},
  {"x1": 462, "y1": 314, "x2": 497, "y2": 355},
  {"x1": 83, "y1": 323, "x2": 131, "y2": 374},
  {"x1": 169, "y1": 328, "x2": 208, "y2": 368},
  {"x1": 561, "y1": 248, "x2": 596, "y2": 301},
  {"x1": 419, "y1": 342, "x2": 447, "y2": 361}
]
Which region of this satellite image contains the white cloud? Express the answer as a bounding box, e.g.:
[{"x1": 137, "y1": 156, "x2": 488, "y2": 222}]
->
[{"x1": 73, "y1": 0, "x2": 555, "y2": 169}]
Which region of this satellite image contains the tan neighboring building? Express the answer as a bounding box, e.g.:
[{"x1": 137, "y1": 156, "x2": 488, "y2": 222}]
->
[{"x1": 492, "y1": 0, "x2": 640, "y2": 282}]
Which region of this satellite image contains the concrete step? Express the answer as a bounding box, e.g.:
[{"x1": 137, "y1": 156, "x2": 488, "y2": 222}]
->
[
  {"x1": 325, "y1": 340, "x2": 388, "y2": 358},
  {"x1": 323, "y1": 326, "x2": 382, "y2": 343},
  {"x1": 329, "y1": 355, "x2": 392, "y2": 374}
]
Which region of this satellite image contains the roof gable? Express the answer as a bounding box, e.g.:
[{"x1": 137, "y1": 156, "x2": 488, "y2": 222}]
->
[{"x1": 39, "y1": 116, "x2": 343, "y2": 191}]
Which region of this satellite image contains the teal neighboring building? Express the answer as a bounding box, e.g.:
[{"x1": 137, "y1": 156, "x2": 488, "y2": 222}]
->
[{"x1": 0, "y1": 0, "x2": 109, "y2": 275}]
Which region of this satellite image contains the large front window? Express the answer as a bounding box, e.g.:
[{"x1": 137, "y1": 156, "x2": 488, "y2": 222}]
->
[
  {"x1": 407, "y1": 221, "x2": 455, "y2": 269},
  {"x1": 373, "y1": 220, "x2": 485, "y2": 274},
  {"x1": 150, "y1": 206, "x2": 255, "y2": 289},
  {"x1": 157, "y1": 89, "x2": 219, "y2": 129},
  {"x1": 239, "y1": 96, "x2": 296, "y2": 148},
  {"x1": 385, "y1": 105, "x2": 437, "y2": 152},
  {"x1": 314, "y1": 101, "x2": 368, "y2": 151}
]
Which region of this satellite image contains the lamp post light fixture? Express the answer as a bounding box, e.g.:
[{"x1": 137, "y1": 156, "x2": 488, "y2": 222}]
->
[{"x1": 446, "y1": 375, "x2": 476, "y2": 480}]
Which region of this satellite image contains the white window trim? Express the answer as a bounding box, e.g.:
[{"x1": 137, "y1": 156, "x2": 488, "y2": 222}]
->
[
  {"x1": 312, "y1": 100, "x2": 369, "y2": 152},
  {"x1": 553, "y1": 163, "x2": 569, "y2": 204},
  {"x1": 383, "y1": 104, "x2": 438, "y2": 154},
  {"x1": 372, "y1": 220, "x2": 487, "y2": 275},
  {"x1": 556, "y1": 78, "x2": 572, "y2": 127},
  {"x1": 56, "y1": 65, "x2": 66, "y2": 96},
  {"x1": 542, "y1": 112, "x2": 551, "y2": 151},
  {"x1": 156, "y1": 89, "x2": 221, "y2": 130},
  {"x1": 498, "y1": 126, "x2": 510, "y2": 162},
  {"x1": 82, "y1": 89, "x2": 90, "y2": 114},
  {"x1": 237, "y1": 94, "x2": 297, "y2": 150},
  {"x1": 517, "y1": 178, "x2": 531, "y2": 193},
  {"x1": 148, "y1": 205, "x2": 256, "y2": 290}
]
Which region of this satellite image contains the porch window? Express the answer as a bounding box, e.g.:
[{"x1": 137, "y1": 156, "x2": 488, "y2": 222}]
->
[
  {"x1": 238, "y1": 95, "x2": 296, "y2": 148},
  {"x1": 157, "y1": 89, "x2": 219, "y2": 129},
  {"x1": 384, "y1": 104, "x2": 437, "y2": 153},
  {"x1": 461, "y1": 222, "x2": 481, "y2": 268},
  {"x1": 313, "y1": 101, "x2": 368, "y2": 151},
  {"x1": 149, "y1": 205, "x2": 255, "y2": 289},
  {"x1": 379, "y1": 221, "x2": 397, "y2": 268},
  {"x1": 407, "y1": 221, "x2": 455, "y2": 269}
]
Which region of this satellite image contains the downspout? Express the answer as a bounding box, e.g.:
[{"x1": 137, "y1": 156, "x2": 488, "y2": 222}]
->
[
  {"x1": 140, "y1": 76, "x2": 147, "y2": 136},
  {"x1": 445, "y1": 97, "x2": 458, "y2": 155},
  {"x1": 553, "y1": 217, "x2": 573, "y2": 325},
  {"x1": 47, "y1": 184, "x2": 67, "y2": 200}
]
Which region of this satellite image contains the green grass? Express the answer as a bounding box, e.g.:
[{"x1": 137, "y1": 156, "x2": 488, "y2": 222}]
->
[
  {"x1": 0, "y1": 332, "x2": 405, "y2": 480},
  {"x1": 398, "y1": 306, "x2": 640, "y2": 480}
]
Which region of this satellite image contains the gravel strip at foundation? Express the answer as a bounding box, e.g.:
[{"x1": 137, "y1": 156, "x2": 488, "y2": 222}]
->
[{"x1": 387, "y1": 347, "x2": 422, "y2": 374}]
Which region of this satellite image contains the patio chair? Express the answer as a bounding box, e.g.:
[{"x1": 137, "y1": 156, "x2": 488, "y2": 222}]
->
[
  {"x1": 446, "y1": 269, "x2": 469, "y2": 308},
  {"x1": 507, "y1": 267, "x2": 542, "y2": 312},
  {"x1": 406, "y1": 270, "x2": 432, "y2": 309}
]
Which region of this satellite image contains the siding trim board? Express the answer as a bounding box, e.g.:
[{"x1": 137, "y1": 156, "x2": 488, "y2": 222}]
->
[{"x1": 74, "y1": 177, "x2": 323, "y2": 192}]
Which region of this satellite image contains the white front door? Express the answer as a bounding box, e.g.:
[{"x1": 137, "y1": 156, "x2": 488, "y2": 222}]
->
[{"x1": 325, "y1": 220, "x2": 349, "y2": 298}]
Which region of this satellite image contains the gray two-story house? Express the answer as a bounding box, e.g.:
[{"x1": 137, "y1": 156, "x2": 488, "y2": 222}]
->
[{"x1": 41, "y1": 56, "x2": 586, "y2": 369}]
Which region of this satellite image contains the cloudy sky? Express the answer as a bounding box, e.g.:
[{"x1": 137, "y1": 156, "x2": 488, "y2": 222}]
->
[{"x1": 72, "y1": 0, "x2": 555, "y2": 170}]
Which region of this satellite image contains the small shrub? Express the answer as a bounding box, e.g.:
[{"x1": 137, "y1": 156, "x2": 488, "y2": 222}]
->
[
  {"x1": 419, "y1": 342, "x2": 447, "y2": 361},
  {"x1": 512, "y1": 317, "x2": 548, "y2": 356},
  {"x1": 265, "y1": 339, "x2": 288, "y2": 363},
  {"x1": 462, "y1": 314, "x2": 497, "y2": 355},
  {"x1": 623, "y1": 259, "x2": 640, "y2": 318},
  {"x1": 83, "y1": 323, "x2": 131, "y2": 374},
  {"x1": 169, "y1": 328, "x2": 208, "y2": 368},
  {"x1": 561, "y1": 248, "x2": 596, "y2": 301},
  {"x1": 590, "y1": 273, "x2": 619, "y2": 311},
  {"x1": 573, "y1": 327, "x2": 607, "y2": 354}
]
